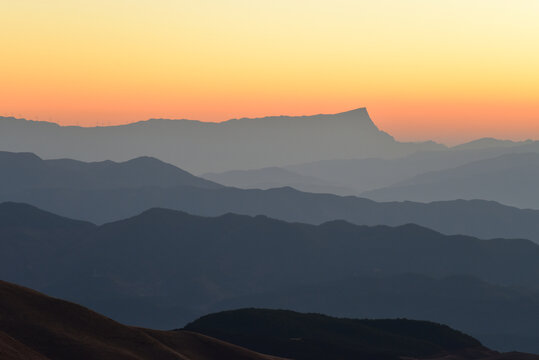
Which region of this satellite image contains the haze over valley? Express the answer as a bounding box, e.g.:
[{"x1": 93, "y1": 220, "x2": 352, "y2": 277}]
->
[{"x1": 2, "y1": 1, "x2": 539, "y2": 358}]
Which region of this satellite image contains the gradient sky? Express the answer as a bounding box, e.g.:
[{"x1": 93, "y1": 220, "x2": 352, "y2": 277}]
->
[{"x1": 2, "y1": 0, "x2": 538, "y2": 144}]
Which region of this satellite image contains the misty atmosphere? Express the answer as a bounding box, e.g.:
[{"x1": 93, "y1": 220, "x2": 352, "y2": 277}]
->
[
  {"x1": 2, "y1": 110, "x2": 539, "y2": 359},
  {"x1": 2, "y1": 1, "x2": 539, "y2": 359}
]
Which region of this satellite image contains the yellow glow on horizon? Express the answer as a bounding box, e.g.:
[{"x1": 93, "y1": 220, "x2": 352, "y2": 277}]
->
[{"x1": 1, "y1": 0, "x2": 538, "y2": 143}]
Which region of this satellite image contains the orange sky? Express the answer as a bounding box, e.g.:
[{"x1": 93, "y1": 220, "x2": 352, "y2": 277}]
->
[{"x1": 2, "y1": 0, "x2": 538, "y2": 144}]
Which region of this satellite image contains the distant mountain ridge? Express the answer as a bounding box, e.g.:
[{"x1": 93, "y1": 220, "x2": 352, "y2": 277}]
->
[
  {"x1": 452, "y1": 138, "x2": 535, "y2": 150},
  {"x1": 0, "y1": 108, "x2": 444, "y2": 173},
  {"x1": 204, "y1": 142, "x2": 539, "y2": 195},
  {"x1": 362, "y1": 152, "x2": 539, "y2": 209}
]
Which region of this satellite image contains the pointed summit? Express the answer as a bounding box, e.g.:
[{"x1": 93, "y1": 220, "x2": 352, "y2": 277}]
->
[
  {"x1": 328, "y1": 107, "x2": 380, "y2": 131},
  {"x1": 335, "y1": 107, "x2": 369, "y2": 117}
]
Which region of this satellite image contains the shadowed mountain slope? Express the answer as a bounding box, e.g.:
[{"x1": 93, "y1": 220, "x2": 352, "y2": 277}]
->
[
  {"x1": 0, "y1": 280, "x2": 285, "y2": 360},
  {"x1": 0, "y1": 151, "x2": 221, "y2": 192},
  {"x1": 185, "y1": 309, "x2": 537, "y2": 360},
  {"x1": 362, "y1": 153, "x2": 539, "y2": 209},
  {"x1": 0, "y1": 109, "x2": 443, "y2": 173}
]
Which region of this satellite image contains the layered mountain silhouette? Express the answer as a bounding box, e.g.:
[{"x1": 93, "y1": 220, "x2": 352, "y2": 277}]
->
[
  {"x1": 362, "y1": 152, "x2": 539, "y2": 209},
  {"x1": 203, "y1": 142, "x2": 539, "y2": 195},
  {"x1": 0, "y1": 109, "x2": 444, "y2": 173},
  {"x1": 0, "y1": 280, "x2": 285, "y2": 360},
  {"x1": 3, "y1": 151, "x2": 539, "y2": 243},
  {"x1": 186, "y1": 309, "x2": 530, "y2": 360},
  {"x1": 2, "y1": 202, "x2": 539, "y2": 352}
]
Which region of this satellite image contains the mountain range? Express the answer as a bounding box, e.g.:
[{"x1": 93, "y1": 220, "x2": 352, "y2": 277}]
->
[
  {"x1": 362, "y1": 152, "x2": 539, "y2": 209},
  {"x1": 3, "y1": 107, "x2": 539, "y2": 357},
  {"x1": 2, "y1": 151, "x2": 539, "y2": 244},
  {"x1": 0, "y1": 108, "x2": 443, "y2": 173},
  {"x1": 2, "y1": 202, "x2": 539, "y2": 352},
  {"x1": 205, "y1": 143, "x2": 539, "y2": 203}
]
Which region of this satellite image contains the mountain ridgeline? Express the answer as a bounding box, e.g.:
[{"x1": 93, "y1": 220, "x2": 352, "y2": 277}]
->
[
  {"x1": 205, "y1": 143, "x2": 539, "y2": 200},
  {"x1": 0, "y1": 108, "x2": 443, "y2": 173},
  {"x1": 362, "y1": 152, "x2": 539, "y2": 209}
]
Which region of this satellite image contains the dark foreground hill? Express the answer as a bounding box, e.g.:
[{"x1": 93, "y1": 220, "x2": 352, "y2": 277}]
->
[
  {"x1": 212, "y1": 274, "x2": 539, "y2": 353},
  {"x1": 2, "y1": 202, "x2": 539, "y2": 352},
  {"x1": 0, "y1": 280, "x2": 285, "y2": 360},
  {"x1": 185, "y1": 309, "x2": 537, "y2": 360}
]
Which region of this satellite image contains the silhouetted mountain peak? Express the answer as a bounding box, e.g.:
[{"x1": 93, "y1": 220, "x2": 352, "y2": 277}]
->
[{"x1": 333, "y1": 106, "x2": 372, "y2": 120}]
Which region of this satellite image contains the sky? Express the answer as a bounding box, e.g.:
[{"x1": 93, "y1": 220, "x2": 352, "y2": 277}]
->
[{"x1": 1, "y1": 0, "x2": 538, "y2": 144}]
